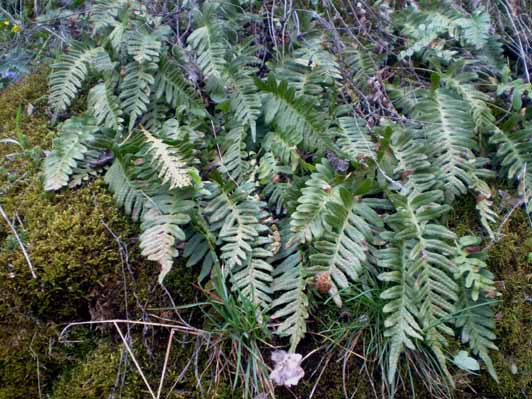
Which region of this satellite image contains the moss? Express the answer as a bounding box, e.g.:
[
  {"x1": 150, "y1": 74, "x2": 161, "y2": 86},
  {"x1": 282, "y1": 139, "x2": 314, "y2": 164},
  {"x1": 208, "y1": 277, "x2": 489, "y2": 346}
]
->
[
  {"x1": 50, "y1": 342, "x2": 145, "y2": 399},
  {"x1": 467, "y1": 209, "x2": 532, "y2": 398}
]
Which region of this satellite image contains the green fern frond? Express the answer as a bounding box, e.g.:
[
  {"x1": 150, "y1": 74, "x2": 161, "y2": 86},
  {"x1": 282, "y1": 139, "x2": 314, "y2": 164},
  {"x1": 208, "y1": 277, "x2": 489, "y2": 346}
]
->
[
  {"x1": 104, "y1": 157, "x2": 147, "y2": 221},
  {"x1": 454, "y1": 236, "x2": 495, "y2": 302},
  {"x1": 231, "y1": 223, "x2": 274, "y2": 307},
  {"x1": 310, "y1": 188, "x2": 382, "y2": 306},
  {"x1": 271, "y1": 234, "x2": 309, "y2": 352},
  {"x1": 225, "y1": 66, "x2": 261, "y2": 141},
  {"x1": 490, "y1": 125, "x2": 532, "y2": 212},
  {"x1": 414, "y1": 88, "x2": 477, "y2": 200},
  {"x1": 203, "y1": 181, "x2": 261, "y2": 270},
  {"x1": 440, "y1": 70, "x2": 496, "y2": 133},
  {"x1": 88, "y1": 81, "x2": 124, "y2": 132},
  {"x1": 90, "y1": 0, "x2": 127, "y2": 34},
  {"x1": 257, "y1": 76, "x2": 331, "y2": 152},
  {"x1": 127, "y1": 27, "x2": 167, "y2": 64},
  {"x1": 382, "y1": 190, "x2": 459, "y2": 383},
  {"x1": 49, "y1": 45, "x2": 108, "y2": 114},
  {"x1": 43, "y1": 116, "x2": 99, "y2": 191},
  {"x1": 378, "y1": 242, "x2": 424, "y2": 385},
  {"x1": 139, "y1": 101, "x2": 170, "y2": 132},
  {"x1": 119, "y1": 62, "x2": 157, "y2": 131},
  {"x1": 390, "y1": 126, "x2": 440, "y2": 193},
  {"x1": 187, "y1": 4, "x2": 227, "y2": 81},
  {"x1": 154, "y1": 57, "x2": 203, "y2": 110},
  {"x1": 455, "y1": 288, "x2": 498, "y2": 381},
  {"x1": 217, "y1": 126, "x2": 249, "y2": 182},
  {"x1": 292, "y1": 36, "x2": 342, "y2": 81},
  {"x1": 334, "y1": 115, "x2": 376, "y2": 162},
  {"x1": 290, "y1": 159, "x2": 342, "y2": 243}
]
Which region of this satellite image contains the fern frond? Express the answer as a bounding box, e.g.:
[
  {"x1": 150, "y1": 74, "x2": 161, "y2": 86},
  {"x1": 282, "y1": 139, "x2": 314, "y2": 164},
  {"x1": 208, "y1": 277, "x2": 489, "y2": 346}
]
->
[
  {"x1": 203, "y1": 181, "x2": 261, "y2": 270},
  {"x1": 378, "y1": 242, "x2": 424, "y2": 384},
  {"x1": 292, "y1": 36, "x2": 342, "y2": 81},
  {"x1": 43, "y1": 116, "x2": 99, "y2": 191},
  {"x1": 90, "y1": 0, "x2": 127, "y2": 34},
  {"x1": 154, "y1": 57, "x2": 203, "y2": 110},
  {"x1": 49, "y1": 45, "x2": 108, "y2": 114},
  {"x1": 382, "y1": 190, "x2": 459, "y2": 383},
  {"x1": 231, "y1": 223, "x2": 274, "y2": 307},
  {"x1": 290, "y1": 159, "x2": 342, "y2": 243},
  {"x1": 104, "y1": 158, "x2": 147, "y2": 221},
  {"x1": 187, "y1": 4, "x2": 227, "y2": 81},
  {"x1": 119, "y1": 62, "x2": 157, "y2": 131},
  {"x1": 271, "y1": 234, "x2": 309, "y2": 352},
  {"x1": 490, "y1": 125, "x2": 532, "y2": 212},
  {"x1": 225, "y1": 66, "x2": 261, "y2": 141},
  {"x1": 455, "y1": 289, "x2": 498, "y2": 381},
  {"x1": 390, "y1": 126, "x2": 440, "y2": 193},
  {"x1": 414, "y1": 89, "x2": 477, "y2": 200},
  {"x1": 140, "y1": 194, "x2": 192, "y2": 283},
  {"x1": 454, "y1": 236, "x2": 495, "y2": 302},
  {"x1": 139, "y1": 101, "x2": 170, "y2": 132},
  {"x1": 143, "y1": 130, "x2": 193, "y2": 189},
  {"x1": 88, "y1": 81, "x2": 124, "y2": 132},
  {"x1": 127, "y1": 26, "x2": 170, "y2": 64},
  {"x1": 441, "y1": 70, "x2": 496, "y2": 133},
  {"x1": 310, "y1": 188, "x2": 382, "y2": 306},
  {"x1": 334, "y1": 115, "x2": 376, "y2": 162},
  {"x1": 217, "y1": 126, "x2": 249, "y2": 182},
  {"x1": 257, "y1": 76, "x2": 331, "y2": 152}
]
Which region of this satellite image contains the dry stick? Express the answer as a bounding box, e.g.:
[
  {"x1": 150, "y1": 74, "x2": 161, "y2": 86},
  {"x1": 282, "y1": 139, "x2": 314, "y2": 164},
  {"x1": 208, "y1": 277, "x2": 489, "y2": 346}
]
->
[
  {"x1": 0, "y1": 203, "x2": 36, "y2": 278},
  {"x1": 156, "y1": 329, "x2": 175, "y2": 399},
  {"x1": 113, "y1": 321, "x2": 157, "y2": 399},
  {"x1": 29, "y1": 334, "x2": 43, "y2": 399}
]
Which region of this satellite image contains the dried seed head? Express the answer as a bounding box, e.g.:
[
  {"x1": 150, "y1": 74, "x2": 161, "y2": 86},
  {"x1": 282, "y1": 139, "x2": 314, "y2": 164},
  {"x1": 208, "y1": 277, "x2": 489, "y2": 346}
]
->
[{"x1": 314, "y1": 272, "x2": 332, "y2": 293}]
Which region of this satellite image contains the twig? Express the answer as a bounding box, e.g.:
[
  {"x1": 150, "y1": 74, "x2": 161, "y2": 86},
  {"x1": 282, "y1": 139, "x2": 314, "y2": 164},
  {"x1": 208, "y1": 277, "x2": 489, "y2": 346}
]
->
[
  {"x1": 29, "y1": 334, "x2": 42, "y2": 399},
  {"x1": 156, "y1": 329, "x2": 175, "y2": 399},
  {"x1": 0, "y1": 203, "x2": 36, "y2": 278},
  {"x1": 59, "y1": 319, "x2": 204, "y2": 339},
  {"x1": 114, "y1": 321, "x2": 156, "y2": 399}
]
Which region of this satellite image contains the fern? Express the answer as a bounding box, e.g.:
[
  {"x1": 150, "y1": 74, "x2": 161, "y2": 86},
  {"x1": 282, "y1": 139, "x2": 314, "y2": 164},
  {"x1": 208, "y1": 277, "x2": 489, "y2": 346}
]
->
[
  {"x1": 127, "y1": 26, "x2": 169, "y2": 64},
  {"x1": 119, "y1": 62, "x2": 156, "y2": 131},
  {"x1": 381, "y1": 190, "x2": 458, "y2": 384},
  {"x1": 271, "y1": 232, "x2": 309, "y2": 352},
  {"x1": 49, "y1": 45, "x2": 108, "y2": 114},
  {"x1": 290, "y1": 159, "x2": 342, "y2": 243},
  {"x1": 104, "y1": 157, "x2": 147, "y2": 222},
  {"x1": 142, "y1": 129, "x2": 193, "y2": 189},
  {"x1": 154, "y1": 57, "x2": 202, "y2": 110},
  {"x1": 257, "y1": 76, "x2": 331, "y2": 152},
  {"x1": 378, "y1": 242, "x2": 424, "y2": 384},
  {"x1": 414, "y1": 88, "x2": 477, "y2": 201},
  {"x1": 334, "y1": 115, "x2": 376, "y2": 162},
  {"x1": 41, "y1": 2, "x2": 513, "y2": 390},
  {"x1": 43, "y1": 116, "x2": 99, "y2": 191},
  {"x1": 140, "y1": 194, "x2": 192, "y2": 283},
  {"x1": 187, "y1": 3, "x2": 227, "y2": 81},
  {"x1": 231, "y1": 221, "x2": 274, "y2": 307},
  {"x1": 225, "y1": 65, "x2": 261, "y2": 141},
  {"x1": 490, "y1": 125, "x2": 532, "y2": 213},
  {"x1": 88, "y1": 81, "x2": 124, "y2": 132},
  {"x1": 310, "y1": 188, "x2": 382, "y2": 306}
]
